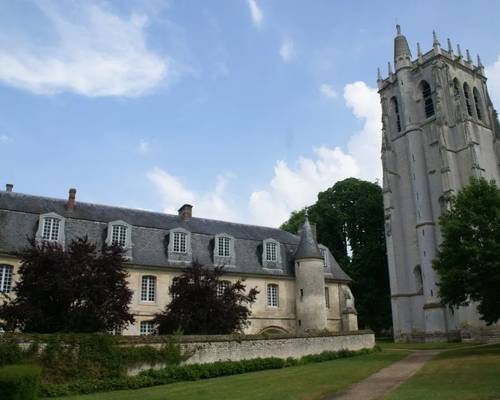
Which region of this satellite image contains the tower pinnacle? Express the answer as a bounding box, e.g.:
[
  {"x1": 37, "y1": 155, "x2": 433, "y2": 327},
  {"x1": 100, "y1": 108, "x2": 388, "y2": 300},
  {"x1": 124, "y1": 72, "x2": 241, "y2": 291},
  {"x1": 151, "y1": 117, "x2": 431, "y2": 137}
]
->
[{"x1": 394, "y1": 24, "x2": 412, "y2": 69}]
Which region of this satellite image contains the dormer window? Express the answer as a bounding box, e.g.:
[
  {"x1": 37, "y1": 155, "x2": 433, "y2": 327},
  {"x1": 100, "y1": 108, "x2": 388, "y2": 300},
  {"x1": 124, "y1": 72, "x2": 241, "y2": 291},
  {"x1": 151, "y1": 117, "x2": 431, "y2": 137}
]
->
[
  {"x1": 318, "y1": 245, "x2": 328, "y2": 267},
  {"x1": 106, "y1": 220, "x2": 132, "y2": 259},
  {"x1": 217, "y1": 236, "x2": 231, "y2": 257},
  {"x1": 111, "y1": 224, "x2": 128, "y2": 247},
  {"x1": 214, "y1": 233, "x2": 235, "y2": 266},
  {"x1": 262, "y1": 238, "x2": 282, "y2": 269},
  {"x1": 36, "y1": 212, "x2": 66, "y2": 247},
  {"x1": 167, "y1": 228, "x2": 192, "y2": 263},
  {"x1": 173, "y1": 231, "x2": 187, "y2": 253},
  {"x1": 265, "y1": 241, "x2": 277, "y2": 261},
  {"x1": 42, "y1": 217, "x2": 61, "y2": 241}
]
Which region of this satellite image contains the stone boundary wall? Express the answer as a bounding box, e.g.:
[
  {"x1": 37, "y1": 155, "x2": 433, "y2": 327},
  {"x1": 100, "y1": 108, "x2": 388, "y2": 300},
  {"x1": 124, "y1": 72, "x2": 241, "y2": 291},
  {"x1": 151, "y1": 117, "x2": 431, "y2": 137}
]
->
[{"x1": 127, "y1": 331, "x2": 374, "y2": 376}]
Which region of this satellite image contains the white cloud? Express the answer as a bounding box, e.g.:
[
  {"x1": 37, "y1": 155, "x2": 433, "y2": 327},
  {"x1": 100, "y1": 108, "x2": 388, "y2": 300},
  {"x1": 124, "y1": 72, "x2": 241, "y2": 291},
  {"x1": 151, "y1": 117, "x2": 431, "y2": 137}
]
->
[
  {"x1": 246, "y1": 0, "x2": 263, "y2": 28},
  {"x1": 486, "y1": 55, "x2": 500, "y2": 108},
  {"x1": 138, "y1": 139, "x2": 150, "y2": 155},
  {"x1": 0, "y1": 3, "x2": 168, "y2": 97},
  {"x1": 279, "y1": 40, "x2": 295, "y2": 62},
  {"x1": 249, "y1": 81, "x2": 381, "y2": 226},
  {"x1": 320, "y1": 83, "x2": 337, "y2": 99},
  {"x1": 0, "y1": 135, "x2": 13, "y2": 144},
  {"x1": 147, "y1": 167, "x2": 239, "y2": 222},
  {"x1": 146, "y1": 82, "x2": 382, "y2": 227}
]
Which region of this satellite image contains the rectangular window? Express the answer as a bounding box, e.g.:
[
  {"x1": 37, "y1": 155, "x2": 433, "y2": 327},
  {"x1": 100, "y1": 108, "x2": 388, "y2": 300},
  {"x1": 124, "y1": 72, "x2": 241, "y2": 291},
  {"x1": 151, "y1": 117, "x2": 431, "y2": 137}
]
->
[
  {"x1": 141, "y1": 276, "x2": 156, "y2": 302},
  {"x1": 140, "y1": 321, "x2": 155, "y2": 336},
  {"x1": 42, "y1": 217, "x2": 60, "y2": 241},
  {"x1": 173, "y1": 232, "x2": 187, "y2": 253},
  {"x1": 217, "y1": 237, "x2": 231, "y2": 257},
  {"x1": 265, "y1": 242, "x2": 277, "y2": 261},
  {"x1": 325, "y1": 287, "x2": 330, "y2": 308},
  {"x1": 217, "y1": 280, "x2": 230, "y2": 297},
  {"x1": 0, "y1": 265, "x2": 13, "y2": 293},
  {"x1": 267, "y1": 284, "x2": 278, "y2": 308},
  {"x1": 111, "y1": 225, "x2": 128, "y2": 247}
]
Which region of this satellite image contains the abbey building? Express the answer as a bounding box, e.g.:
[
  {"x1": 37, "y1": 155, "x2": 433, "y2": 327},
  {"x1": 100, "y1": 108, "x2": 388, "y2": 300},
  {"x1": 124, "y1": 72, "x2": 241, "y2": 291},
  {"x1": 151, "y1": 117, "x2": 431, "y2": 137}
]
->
[
  {"x1": 0, "y1": 187, "x2": 357, "y2": 335},
  {"x1": 379, "y1": 26, "x2": 500, "y2": 341}
]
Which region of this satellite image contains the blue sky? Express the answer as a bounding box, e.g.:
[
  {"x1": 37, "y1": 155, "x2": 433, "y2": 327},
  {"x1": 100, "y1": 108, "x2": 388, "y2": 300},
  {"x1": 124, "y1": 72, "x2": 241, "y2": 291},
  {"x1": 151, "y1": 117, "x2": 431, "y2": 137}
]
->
[{"x1": 1, "y1": 0, "x2": 500, "y2": 226}]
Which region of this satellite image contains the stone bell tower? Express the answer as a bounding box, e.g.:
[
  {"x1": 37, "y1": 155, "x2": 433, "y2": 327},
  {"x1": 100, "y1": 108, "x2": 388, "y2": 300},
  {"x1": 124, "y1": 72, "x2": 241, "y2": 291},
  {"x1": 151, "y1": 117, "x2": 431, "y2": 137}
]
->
[{"x1": 379, "y1": 26, "x2": 500, "y2": 341}]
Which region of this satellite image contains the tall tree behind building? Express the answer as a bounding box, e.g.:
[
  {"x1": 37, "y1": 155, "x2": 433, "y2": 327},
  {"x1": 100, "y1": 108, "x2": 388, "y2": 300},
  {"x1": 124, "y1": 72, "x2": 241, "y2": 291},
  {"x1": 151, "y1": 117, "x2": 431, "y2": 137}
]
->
[{"x1": 281, "y1": 178, "x2": 392, "y2": 334}]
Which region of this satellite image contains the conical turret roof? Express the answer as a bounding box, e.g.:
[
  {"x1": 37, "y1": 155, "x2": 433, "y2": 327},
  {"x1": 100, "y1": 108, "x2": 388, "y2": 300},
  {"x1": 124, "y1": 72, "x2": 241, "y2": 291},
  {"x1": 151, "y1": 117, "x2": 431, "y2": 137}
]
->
[{"x1": 295, "y1": 216, "x2": 322, "y2": 260}]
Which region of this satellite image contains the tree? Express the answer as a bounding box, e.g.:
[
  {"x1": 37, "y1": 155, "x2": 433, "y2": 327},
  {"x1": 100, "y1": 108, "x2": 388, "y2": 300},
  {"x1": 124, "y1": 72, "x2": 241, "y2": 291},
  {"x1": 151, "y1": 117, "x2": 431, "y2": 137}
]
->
[
  {"x1": 434, "y1": 177, "x2": 500, "y2": 324},
  {"x1": 280, "y1": 178, "x2": 392, "y2": 334},
  {"x1": 153, "y1": 262, "x2": 258, "y2": 334},
  {"x1": 0, "y1": 236, "x2": 134, "y2": 333}
]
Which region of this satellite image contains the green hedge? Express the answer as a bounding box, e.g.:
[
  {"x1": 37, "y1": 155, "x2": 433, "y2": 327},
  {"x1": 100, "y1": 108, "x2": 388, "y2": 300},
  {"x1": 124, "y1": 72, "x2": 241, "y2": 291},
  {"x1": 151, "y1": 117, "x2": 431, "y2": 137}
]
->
[
  {"x1": 39, "y1": 347, "x2": 378, "y2": 397},
  {"x1": 0, "y1": 364, "x2": 42, "y2": 400}
]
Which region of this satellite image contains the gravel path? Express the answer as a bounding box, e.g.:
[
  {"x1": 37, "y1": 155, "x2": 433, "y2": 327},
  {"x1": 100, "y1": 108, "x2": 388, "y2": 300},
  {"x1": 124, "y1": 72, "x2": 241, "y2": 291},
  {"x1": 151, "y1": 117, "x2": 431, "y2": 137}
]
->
[{"x1": 327, "y1": 350, "x2": 440, "y2": 400}]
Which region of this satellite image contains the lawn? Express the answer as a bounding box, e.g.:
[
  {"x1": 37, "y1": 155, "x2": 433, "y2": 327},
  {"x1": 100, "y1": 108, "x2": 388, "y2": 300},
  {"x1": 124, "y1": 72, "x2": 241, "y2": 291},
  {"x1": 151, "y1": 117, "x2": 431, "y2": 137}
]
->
[
  {"x1": 385, "y1": 344, "x2": 500, "y2": 400},
  {"x1": 376, "y1": 341, "x2": 479, "y2": 351},
  {"x1": 52, "y1": 350, "x2": 409, "y2": 400}
]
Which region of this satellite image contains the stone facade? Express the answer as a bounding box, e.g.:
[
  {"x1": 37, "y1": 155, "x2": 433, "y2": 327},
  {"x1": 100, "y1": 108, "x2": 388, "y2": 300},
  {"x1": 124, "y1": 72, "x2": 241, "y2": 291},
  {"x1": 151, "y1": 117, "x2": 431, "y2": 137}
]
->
[
  {"x1": 0, "y1": 190, "x2": 358, "y2": 335},
  {"x1": 379, "y1": 26, "x2": 500, "y2": 341}
]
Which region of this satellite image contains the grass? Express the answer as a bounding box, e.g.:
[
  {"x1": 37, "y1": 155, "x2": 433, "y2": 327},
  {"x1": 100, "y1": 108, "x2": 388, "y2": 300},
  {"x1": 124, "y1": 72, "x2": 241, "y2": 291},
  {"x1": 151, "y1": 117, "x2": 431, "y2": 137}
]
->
[
  {"x1": 385, "y1": 344, "x2": 500, "y2": 400},
  {"x1": 377, "y1": 340, "x2": 479, "y2": 350},
  {"x1": 51, "y1": 350, "x2": 409, "y2": 400}
]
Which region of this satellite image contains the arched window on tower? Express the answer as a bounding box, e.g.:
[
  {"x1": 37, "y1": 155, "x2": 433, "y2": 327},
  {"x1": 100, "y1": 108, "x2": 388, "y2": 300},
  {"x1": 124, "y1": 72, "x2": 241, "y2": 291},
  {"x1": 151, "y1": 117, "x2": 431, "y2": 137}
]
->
[
  {"x1": 391, "y1": 97, "x2": 402, "y2": 132},
  {"x1": 421, "y1": 81, "x2": 435, "y2": 118},
  {"x1": 453, "y1": 78, "x2": 461, "y2": 99},
  {"x1": 414, "y1": 265, "x2": 423, "y2": 294},
  {"x1": 473, "y1": 87, "x2": 483, "y2": 121},
  {"x1": 463, "y1": 83, "x2": 473, "y2": 117}
]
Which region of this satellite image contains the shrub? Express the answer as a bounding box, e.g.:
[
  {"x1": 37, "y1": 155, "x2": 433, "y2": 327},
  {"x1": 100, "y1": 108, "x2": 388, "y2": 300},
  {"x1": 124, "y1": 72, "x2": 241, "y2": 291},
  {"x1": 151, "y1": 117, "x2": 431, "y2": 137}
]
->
[
  {"x1": 0, "y1": 364, "x2": 41, "y2": 400},
  {"x1": 38, "y1": 348, "x2": 376, "y2": 397}
]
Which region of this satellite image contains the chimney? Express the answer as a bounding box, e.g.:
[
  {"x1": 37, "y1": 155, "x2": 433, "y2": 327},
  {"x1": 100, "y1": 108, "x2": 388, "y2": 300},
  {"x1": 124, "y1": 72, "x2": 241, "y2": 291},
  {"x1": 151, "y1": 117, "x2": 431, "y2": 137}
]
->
[
  {"x1": 5, "y1": 184, "x2": 13, "y2": 193},
  {"x1": 67, "y1": 188, "x2": 77, "y2": 210},
  {"x1": 178, "y1": 204, "x2": 193, "y2": 220},
  {"x1": 310, "y1": 223, "x2": 317, "y2": 242}
]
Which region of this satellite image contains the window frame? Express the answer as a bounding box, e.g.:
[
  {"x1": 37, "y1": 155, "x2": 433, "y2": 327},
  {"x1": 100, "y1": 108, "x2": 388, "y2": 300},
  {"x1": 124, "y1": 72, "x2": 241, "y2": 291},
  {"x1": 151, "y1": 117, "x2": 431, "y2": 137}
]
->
[
  {"x1": 167, "y1": 228, "x2": 192, "y2": 264},
  {"x1": 216, "y1": 280, "x2": 231, "y2": 297},
  {"x1": 266, "y1": 284, "x2": 279, "y2": 308},
  {"x1": 36, "y1": 212, "x2": 65, "y2": 247},
  {"x1": 318, "y1": 244, "x2": 329, "y2": 268},
  {"x1": 421, "y1": 80, "x2": 435, "y2": 118},
  {"x1": 0, "y1": 264, "x2": 13, "y2": 293},
  {"x1": 214, "y1": 233, "x2": 236, "y2": 266},
  {"x1": 262, "y1": 238, "x2": 282, "y2": 269},
  {"x1": 140, "y1": 275, "x2": 157, "y2": 303},
  {"x1": 106, "y1": 220, "x2": 132, "y2": 259},
  {"x1": 463, "y1": 82, "x2": 473, "y2": 117},
  {"x1": 139, "y1": 321, "x2": 155, "y2": 336},
  {"x1": 472, "y1": 87, "x2": 483, "y2": 121},
  {"x1": 325, "y1": 286, "x2": 330, "y2": 309}
]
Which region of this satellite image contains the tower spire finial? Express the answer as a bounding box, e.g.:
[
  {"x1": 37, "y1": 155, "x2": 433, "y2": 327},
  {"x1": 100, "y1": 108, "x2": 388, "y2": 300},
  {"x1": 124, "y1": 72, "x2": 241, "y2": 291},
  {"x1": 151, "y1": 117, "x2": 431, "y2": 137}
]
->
[
  {"x1": 377, "y1": 67, "x2": 382, "y2": 81},
  {"x1": 477, "y1": 54, "x2": 484, "y2": 68},
  {"x1": 457, "y1": 43, "x2": 463, "y2": 58},
  {"x1": 396, "y1": 24, "x2": 401, "y2": 35},
  {"x1": 432, "y1": 30, "x2": 440, "y2": 47},
  {"x1": 388, "y1": 61, "x2": 393, "y2": 75},
  {"x1": 417, "y1": 42, "x2": 422, "y2": 57},
  {"x1": 447, "y1": 38, "x2": 454, "y2": 56},
  {"x1": 466, "y1": 49, "x2": 472, "y2": 63}
]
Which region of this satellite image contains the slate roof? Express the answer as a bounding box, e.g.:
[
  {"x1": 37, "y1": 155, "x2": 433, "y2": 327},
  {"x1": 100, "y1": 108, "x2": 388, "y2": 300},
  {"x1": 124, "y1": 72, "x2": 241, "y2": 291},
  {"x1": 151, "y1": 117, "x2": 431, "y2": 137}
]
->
[
  {"x1": 0, "y1": 191, "x2": 351, "y2": 282},
  {"x1": 295, "y1": 218, "x2": 322, "y2": 259}
]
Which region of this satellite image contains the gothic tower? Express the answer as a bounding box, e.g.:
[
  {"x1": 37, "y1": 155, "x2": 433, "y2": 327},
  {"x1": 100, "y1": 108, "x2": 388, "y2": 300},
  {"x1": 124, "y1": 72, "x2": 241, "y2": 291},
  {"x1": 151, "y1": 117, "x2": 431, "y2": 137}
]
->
[{"x1": 379, "y1": 26, "x2": 500, "y2": 341}]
